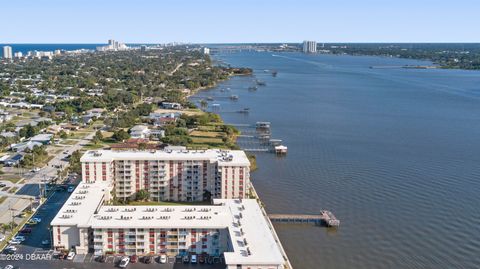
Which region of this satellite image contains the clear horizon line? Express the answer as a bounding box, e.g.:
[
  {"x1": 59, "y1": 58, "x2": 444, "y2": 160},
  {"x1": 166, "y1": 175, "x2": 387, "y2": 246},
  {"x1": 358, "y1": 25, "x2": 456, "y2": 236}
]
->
[{"x1": 2, "y1": 41, "x2": 480, "y2": 45}]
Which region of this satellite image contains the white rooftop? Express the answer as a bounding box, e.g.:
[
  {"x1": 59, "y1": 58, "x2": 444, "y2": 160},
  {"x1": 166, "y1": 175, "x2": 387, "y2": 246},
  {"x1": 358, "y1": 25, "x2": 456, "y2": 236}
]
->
[
  {"x1": 89, "y1": 204, "x2": 229, "y2": 229},
  {"x1": 50, "y1": 182, "x2": 110, "y2": 227},
  {"x1": 51, "y1": 182, "x2": 283, "y2": 267},
  {"x1": 30, "y1": 133, "x2": 53, "y2": 141},
  {"x1": 80, "y1": 149, "x2": 250, "y2": 166},
  {"x1": 219, "y1": 199, "x2": 285, "y2": 266}
]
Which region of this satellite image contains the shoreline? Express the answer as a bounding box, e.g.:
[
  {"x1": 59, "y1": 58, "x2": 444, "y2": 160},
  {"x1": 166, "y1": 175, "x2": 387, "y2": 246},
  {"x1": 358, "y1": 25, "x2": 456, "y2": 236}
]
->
[{"x1": 188, "y1": 62, "x2": 294, "y2": 269}]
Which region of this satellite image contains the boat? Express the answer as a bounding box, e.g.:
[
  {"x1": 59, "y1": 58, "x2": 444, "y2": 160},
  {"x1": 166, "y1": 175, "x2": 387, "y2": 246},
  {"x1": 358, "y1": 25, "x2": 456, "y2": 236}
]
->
[
  {"x1": 248, "y1": 86, "x2": 258, "y2": 91},
  {"x1": 206, "y1": 97, "x2": 214, "y2": 101},
  {"x1": 256, "y1": 80, "x2": 266, "y2": 86},
  {"x1": 230, "y1": 95, "x2": 239, "y2": 100},
  {"x1": 271, "y1": 70, "x2": 278, "y2": 77}
]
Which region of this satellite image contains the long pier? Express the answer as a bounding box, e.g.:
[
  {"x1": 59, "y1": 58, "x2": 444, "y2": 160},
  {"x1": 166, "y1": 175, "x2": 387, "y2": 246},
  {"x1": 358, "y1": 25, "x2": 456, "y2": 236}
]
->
[
  {"x1": 269, "y1": 211, "x2": 340, "y2": 227},
  {"x1": 243, "y1": 148, "x2": 269, "y2": 152}
]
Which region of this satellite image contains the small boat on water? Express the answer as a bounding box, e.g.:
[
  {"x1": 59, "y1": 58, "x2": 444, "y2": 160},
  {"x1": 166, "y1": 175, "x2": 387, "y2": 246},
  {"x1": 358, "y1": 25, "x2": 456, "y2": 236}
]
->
[
  {"x1": 206, "y1": 97, "x2": 214, "y2": 101},
  {"x1": 271, "y1": 70, "x2": 278, "y2": 77},
  {"x1": 256, "y1": 80, "x2": 266, "y2": 86},
  {"x1": 248, "y1": 86, "x2": 258, "y2": 91},
  {"x1": 237, "y1": 108, "x2": 249, "y2": 114},
  {"x1": 230, "y1": 95, "x2": 239, "y2": 100}
]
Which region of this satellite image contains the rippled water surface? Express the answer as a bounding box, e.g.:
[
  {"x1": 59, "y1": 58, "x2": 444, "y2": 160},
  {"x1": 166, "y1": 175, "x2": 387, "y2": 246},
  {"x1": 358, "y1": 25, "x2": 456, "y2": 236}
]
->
[{"x1": 192, "y1": 52, "x2": 480, "y2": 269}]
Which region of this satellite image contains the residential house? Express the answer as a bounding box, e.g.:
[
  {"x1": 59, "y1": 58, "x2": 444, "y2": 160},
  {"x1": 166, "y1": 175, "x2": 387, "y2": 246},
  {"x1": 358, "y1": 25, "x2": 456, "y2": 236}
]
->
[
  {"x1": 3, "y1": 153, "x2": 24, "y2": 166},
  {"x1": 161, "y1": 102, "x2": 183, "y2": 110},
  {"x1": 10, "y1": 141, "x2": 42, "y2": 152},
  {"x1": 30, "y1": 133, "x2": 53, "y2": 144},
  {"x1": 129, "y1": 125, "x2": 150, "y2": 139}
]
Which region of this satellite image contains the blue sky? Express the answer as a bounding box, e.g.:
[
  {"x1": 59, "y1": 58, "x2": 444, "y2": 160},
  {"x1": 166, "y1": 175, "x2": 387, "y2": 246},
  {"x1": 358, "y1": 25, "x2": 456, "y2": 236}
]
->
[{"x1": 1, "y1": 0, "x2": 479, "y2": 43}]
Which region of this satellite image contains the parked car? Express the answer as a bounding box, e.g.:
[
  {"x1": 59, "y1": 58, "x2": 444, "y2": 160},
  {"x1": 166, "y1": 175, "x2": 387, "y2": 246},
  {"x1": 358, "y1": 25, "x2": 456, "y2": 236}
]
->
[
  {"x1": 97, "y1": 255, "x2": 106, "y2": 263},
  {"x1": 27, "y1": 219, "x2": 38, "y2": 225},
  {"x1": 32, "y1": 217, "x2": 42, "y2": 223},
  {"x1": 66, "y1": 251, "x2": 75, "y2": 260},
  {"x1": 130, "y1": 255, "x2": 138, "y2": 263},
  {"x1": 191, "y1": 254, "x2": 197, "y2": 264},
  {"x1": 8, "y1": 239, "x2": 21, "y2": 245},
  {"x1": 0, "y1": 233, "x2": 5, "y2": 242},
  {"x1": 4, "y1": 264, "x2": 14, "y2": 269},
  {"x1": 143, "y1": 255, "x2": 153, "y2": 264},
  {"x1": 4, "y1": 246, "x2": 17, "y2": 254},
  {"x1": 159, "y1": 254, "x2": 167, "y2": 264},
  {"x1": 199, "y1": 255, "x2": 205, "y2": 263},
  {"x1": 41, "y1": 239, "x2": 50, "y2": 245},
  {"x1": 58, "y1": 252, "x2": 66, "y2": 260},
  {"x1": 183, "y1": 255, "x2": 189, "y2": 263},
  {"x1": 13, "y1": 236, "x2": 26, "y2": 242},
  {"x1": 0, "y1": 183, "x2": 6, "y2": 187},
  {"x1": 119, "y1": 256, "x2": 130, "y2": 268},
  {"x1": 31, "y1": 167, "x2": 41, "y2": 172}
]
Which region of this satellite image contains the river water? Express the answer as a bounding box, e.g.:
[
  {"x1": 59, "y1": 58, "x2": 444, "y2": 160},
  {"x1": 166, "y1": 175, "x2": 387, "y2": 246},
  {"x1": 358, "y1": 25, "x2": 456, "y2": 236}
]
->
[{"x1": 191, "y1": 51, "x2": 480, "y2": 269}]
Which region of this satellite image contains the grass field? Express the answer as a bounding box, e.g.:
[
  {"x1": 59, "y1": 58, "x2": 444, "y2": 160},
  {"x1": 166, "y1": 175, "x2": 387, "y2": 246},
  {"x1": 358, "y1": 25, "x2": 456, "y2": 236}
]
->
[
  {"x1": 197, "y1": 125, "x2": 217, "y2": 131},
  {"x1": 190, "y1": 137, "x2": 224, "y2": 144},
  {"x1": 61, "y1": 139, "x2": 79, "y2": 145},
  {"x1": 0, "y1": 177, "x2": 23, "y2": 184},
  {"x1": 190, "y1": 130, "x2": 223, "y2": 138}
]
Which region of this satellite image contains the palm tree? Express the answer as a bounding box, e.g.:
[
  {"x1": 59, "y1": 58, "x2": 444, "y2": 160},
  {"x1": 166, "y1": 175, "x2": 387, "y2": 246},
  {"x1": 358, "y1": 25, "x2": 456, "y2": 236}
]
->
[{"x1": 1, "y1": 223, "x2": 9, "y2": 233}]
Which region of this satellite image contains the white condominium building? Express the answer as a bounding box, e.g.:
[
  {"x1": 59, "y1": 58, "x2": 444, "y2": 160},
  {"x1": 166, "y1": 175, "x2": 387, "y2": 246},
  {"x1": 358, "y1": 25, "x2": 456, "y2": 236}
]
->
[
  {"x1": 2, "y1": 46, "x2": 13, "y2": 59},
  {"x1": 302, "y1": 40, "x2": 317, "y2": 53},
  {"x1": 80, "y1": 149, "x2": 250, "y2": 201},
  {"x1": 51, "y1": 182, "x2": 285, "y2": 269}
]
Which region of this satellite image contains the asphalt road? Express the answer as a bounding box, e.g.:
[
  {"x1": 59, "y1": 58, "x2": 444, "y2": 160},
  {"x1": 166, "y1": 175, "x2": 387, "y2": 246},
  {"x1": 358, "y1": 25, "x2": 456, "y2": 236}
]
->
[{"x1": 16, "y1": 184, "x2": 41, "y2": 197}]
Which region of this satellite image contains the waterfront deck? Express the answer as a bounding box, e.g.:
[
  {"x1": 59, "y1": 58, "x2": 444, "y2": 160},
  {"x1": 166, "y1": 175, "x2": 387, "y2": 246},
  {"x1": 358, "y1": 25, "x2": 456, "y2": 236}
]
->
[{"x1": 269, "y1": 210, "x2": 340, "y2": 227}]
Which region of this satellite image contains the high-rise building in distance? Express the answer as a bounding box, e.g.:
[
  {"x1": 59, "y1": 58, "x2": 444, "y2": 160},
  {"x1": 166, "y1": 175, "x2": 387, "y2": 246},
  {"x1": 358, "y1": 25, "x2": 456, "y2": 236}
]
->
[
  {"x1": 2, "y1": 46, "x2": 13, "y2": 59},
  {"x1": 302, "y1": 40, "x2": 317, "y2": 53}
]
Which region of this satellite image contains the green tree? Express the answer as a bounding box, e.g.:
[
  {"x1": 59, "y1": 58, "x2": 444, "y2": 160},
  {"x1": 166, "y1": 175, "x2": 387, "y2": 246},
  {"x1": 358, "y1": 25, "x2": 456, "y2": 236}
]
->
[
  {"x1": 112, "y1": 129, "x2": 130, "y2": 142},
  {"x1": 59, "y1": 130, "x2": 68, "y2": 139},
  {"x1": 69, "y1": 150, "x2": 82, "y2": 174},
  {"x1": 135, "y1": 189, "x2": 150, "y2": 201}
]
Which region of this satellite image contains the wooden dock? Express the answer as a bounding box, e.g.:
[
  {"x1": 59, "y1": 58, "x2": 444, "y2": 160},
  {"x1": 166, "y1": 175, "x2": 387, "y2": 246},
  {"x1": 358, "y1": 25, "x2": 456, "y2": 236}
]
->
[
  {"x1": 268, "y1": 210, "x2": 340, "y2": 227},
  {"x1": 243, "y1": 148, "x2": 269, "y2": 152}
]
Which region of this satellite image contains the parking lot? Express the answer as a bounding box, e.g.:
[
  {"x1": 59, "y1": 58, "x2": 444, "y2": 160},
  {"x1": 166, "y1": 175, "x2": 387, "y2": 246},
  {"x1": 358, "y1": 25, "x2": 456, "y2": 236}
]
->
[
  {"x1": 13, "y1": 189, "x2": 71, "y2": 255},
  {"x1": 0, "y1": 257, "x2": 225, "y2": 269},
  {"x1": 0, "y1": 254, "x2": 226, "y2": 269}
]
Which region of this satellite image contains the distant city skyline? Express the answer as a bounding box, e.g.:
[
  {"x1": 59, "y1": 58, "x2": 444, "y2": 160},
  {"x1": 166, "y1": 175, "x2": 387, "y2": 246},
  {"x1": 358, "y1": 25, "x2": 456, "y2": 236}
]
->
[{"x1": 1, "y1": 0, "x2": 480, "y2": 43}]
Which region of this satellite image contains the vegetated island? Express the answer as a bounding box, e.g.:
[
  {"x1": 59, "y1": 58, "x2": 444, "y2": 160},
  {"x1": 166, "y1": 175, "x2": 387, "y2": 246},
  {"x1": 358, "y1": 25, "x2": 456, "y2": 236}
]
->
[{"x1": 322, "y1": 43, "x2": 480, "y2": 70}]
